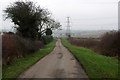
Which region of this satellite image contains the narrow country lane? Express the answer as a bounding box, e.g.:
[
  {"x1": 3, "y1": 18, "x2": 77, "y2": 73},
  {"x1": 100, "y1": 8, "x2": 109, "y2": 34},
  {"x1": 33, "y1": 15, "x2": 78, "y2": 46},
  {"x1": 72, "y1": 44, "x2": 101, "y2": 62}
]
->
[{"x1": 18, "y1": 39, "x2": 89, "y2": 79}]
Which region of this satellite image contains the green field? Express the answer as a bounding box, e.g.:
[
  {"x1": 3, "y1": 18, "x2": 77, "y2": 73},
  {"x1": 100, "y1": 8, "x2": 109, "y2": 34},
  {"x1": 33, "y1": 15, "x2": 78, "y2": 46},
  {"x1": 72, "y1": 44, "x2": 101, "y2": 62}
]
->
[
  {"x1": 2, "y1": 40, "x2": 56, "y2": 78},
  {"x1": 61, "y1": 39, "x2": 119, "y2": 79}
]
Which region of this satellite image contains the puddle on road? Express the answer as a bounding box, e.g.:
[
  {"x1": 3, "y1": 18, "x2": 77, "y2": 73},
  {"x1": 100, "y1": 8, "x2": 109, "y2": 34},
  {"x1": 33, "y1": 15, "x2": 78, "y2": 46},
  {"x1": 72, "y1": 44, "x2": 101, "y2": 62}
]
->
[
  {"x1": 55, "y1": 69, "x2": 65, "y2": 78},
  {"x1": 57, "y1": 53, "x2": 63, "y2": 59},
  {"x1": 70, "y1": 57, "x2": 75, "y2": 60}
]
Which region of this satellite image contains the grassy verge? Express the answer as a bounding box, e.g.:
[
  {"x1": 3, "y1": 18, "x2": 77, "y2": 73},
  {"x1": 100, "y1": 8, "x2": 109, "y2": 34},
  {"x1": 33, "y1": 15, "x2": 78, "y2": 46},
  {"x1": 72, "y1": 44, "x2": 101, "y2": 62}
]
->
[
  {"x1": 61, "y1": 39, "x2": 119, "y2": 79},
  {"x1": 2, "y1": 40, "x2": 56, "y2": 78}
]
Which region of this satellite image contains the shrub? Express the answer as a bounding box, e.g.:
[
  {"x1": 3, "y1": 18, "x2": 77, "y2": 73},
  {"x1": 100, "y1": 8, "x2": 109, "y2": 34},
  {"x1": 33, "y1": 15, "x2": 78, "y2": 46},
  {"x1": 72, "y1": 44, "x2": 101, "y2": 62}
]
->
[
  {"x1": 99, "y1": 31, "x2": 119, "y2": 57},
  {"x1": 45, "y1": 28, "x2": 52, "y2": 35},
  {"x1": 2, "y1": 34, "x2": 44, "y2": 65},
  {"x1": 2, "y1": 35, "x2": 19, "y2": 65},
  {"x1": 41, "y1": 35, "x2": 53, "y2": 44},
  {"x1": 69, "y1": 38, "x2": 99, "y2": 48}
]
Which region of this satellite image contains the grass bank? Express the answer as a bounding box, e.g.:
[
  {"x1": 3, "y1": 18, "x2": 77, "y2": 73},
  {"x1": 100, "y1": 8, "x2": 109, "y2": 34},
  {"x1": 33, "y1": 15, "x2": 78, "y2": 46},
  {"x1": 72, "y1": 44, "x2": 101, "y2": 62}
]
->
[
  {"x1": 2, "y1": 40, "x2": 56, "y2": 79},
  {"x1": 61, "y1": 39, "x2": 119, "y2": 79}
]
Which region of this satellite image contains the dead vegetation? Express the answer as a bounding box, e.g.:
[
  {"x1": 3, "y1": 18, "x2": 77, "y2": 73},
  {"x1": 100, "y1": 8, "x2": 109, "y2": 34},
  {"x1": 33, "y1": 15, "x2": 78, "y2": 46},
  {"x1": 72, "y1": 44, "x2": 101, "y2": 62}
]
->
[
  {"x1": 69, "y1": 31, "x2": 119, "y2": 59},
  {"x1": 2, "y1": 34, "x2": 44, "y2": 65}
]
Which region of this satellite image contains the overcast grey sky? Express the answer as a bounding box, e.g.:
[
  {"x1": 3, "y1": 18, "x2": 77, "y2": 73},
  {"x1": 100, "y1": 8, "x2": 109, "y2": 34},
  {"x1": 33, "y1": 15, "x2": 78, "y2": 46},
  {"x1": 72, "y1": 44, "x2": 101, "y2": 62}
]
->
[{"x1": 0, "y1": 0, "x2": 119, "y2": 31}]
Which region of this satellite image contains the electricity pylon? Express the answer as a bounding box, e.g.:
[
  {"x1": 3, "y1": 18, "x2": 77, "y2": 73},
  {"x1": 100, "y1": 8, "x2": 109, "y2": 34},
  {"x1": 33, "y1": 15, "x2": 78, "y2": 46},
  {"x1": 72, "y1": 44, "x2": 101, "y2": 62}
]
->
[{"x1": 66, "y1": 17, "x2": 71, "y2": 38}]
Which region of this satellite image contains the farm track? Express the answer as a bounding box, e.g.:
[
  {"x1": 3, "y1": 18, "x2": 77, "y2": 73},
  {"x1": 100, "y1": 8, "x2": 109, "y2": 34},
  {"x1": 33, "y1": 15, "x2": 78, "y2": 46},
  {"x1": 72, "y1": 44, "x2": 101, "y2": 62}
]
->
[{"x1": 18, "y1": 39, "x2": 89, "y2": 79}]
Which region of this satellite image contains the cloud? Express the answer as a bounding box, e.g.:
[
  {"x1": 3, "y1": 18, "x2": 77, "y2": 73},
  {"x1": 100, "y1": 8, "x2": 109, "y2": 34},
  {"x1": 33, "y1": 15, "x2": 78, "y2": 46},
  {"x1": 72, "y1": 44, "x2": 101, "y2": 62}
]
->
[{"x1": 0, "y1": 0, "x2": 118, "y2": 30}]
